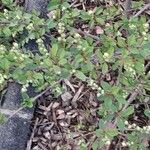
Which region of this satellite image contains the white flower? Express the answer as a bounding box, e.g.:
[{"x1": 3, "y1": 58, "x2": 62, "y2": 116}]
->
[
  {"x1": 61, "y1": 33, "x2": 66, "y2": 38},
  {"x1": 124, "y1": 121, "x2": 129, "y2": 125},
  {"x1": 74, "y1": 33, "x2": 81, "y2": 38},
  {"x1": 136, "y1": 126, "x2": 141, "y2": 131},
  {"x1": 36, "y1": 38, "x2": 43, "y2": 43},
  {"x1": 58, "y1": 23, "x2": 64, "y2": 27},
  {"x1": 101, "y1": 90, "x2": 104, "y2": 95},
  {"x1": 71, "y1": 69, "x2": 76, "y2": 73},
  {"x1": 14, "y1": 56, "x2": 17, "y2": 60},
  {"x1": 3, "y1": 75, "x2": 7, "y2": 79},
  {"x1": 126, "y1": 142, "x2": 130, "y2": 146},
  {"x1": 144, "y1": 23, "x2": 149, "y2": 29},
  {"x1": 21, "y1": 87, "x2": 27, "y2": 92},
  {"x1": 129, "y1": 24, "x2": 136, "y2": 29},
  {"x1": 88, "y1": 10, "x2": 94, "y2": 15},
  {"x1": 77, "y1": 45, "x2": 82, "y2": 49},
  {"x1": 82, "y1": 48, "x2": 86, "y2": 51},
  {"x1": 147, "y1": 126, "x2": 150, "y2": 131},
  {"x1": 62, "y1": 6, "x2": 66, "y2": 11},
  {"x1": 16, "y1": 15, "x2": 20, "y2": 19},
  {"x1": 106, "y1": 23, "x2": 110, "y2": 27},
  {"x1": 52, "y1": 15, "x2": 56, "y2": 19},
  {"x1": 97, "y1": 93, "x2": 101, "y2": 97},
  {"x1": 117, "y1": 31, "x2": 122, "y2": 36},
  {"x1": 40, "y1": 62, "x2": 44, "y2": 65},
  {"x1": 132, "y1": 123, "x2": 136, "y2": 127},
  {"x1": 122, "y1": 141, "x2": 127, "y2": 147},
  {"x1": 58, "y1": 37, "x2": 62, "y2": 41},
  {"x1": 142, "y1": 32, "x2": 146, "y2": 36},
  {"x1": 13, "y1": 42, "x2": 19, "y2": 48},
  {"x1": 58, "y1": 29, "x2": 64, "y2": 34},
  {"x1": 128, "y1": 125, "x2": 132, "y2": 129},
  {"x1": 130, "y1": 142, "x2": 134, "y2": 145},
  {"x1": 106, "y1": 140, "x2": 111, "y2": 145},
  {"x1": 144, "y1": 37, "x2": 148, "y2": 41},
  {"x1": 103, "y1": 53, "x2": 110, "y2": 61}
]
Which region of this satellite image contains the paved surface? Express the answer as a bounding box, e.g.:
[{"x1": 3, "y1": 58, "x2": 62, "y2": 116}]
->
[{"x1": 0, "y1": 83, "x2": 35, "y2": 150}]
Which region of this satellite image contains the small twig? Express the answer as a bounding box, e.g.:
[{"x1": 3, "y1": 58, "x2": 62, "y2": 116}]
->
[
  {"x1": 145, "y1": 61, "x2": 150, "y2": 74},
  {"x1": 122, "y1": 87, "x2": 140, "y2": 111},
  {"x1": 133, "y1": 3, "x2": 150, "y2": 18},
  {"x1": 26, "y1": 118, "x2": 39, "y2": 150}
]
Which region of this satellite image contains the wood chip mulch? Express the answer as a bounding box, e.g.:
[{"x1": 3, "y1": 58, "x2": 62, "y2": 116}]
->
[{"x1": 27, "y1": 78, "x2": 100, "y2": 150}]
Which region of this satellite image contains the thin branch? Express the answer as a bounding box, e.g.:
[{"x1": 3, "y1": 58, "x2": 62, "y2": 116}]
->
[
  {"x1": 145, "y1": 61, "x2": 150, "y2": 74},
  {"x1": 133, "y1": 3, "x2": 150, "y2": 18},
  {"x1": 26, "y1": 118, "x2": 39, "y2": 150}
]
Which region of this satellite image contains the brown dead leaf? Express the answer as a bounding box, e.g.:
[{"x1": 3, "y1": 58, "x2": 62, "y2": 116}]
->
[
  {"x1": 44, "y1": 132, "x2": 51, "y2": 140},
  {"x1": 61, "y1": 92, "x2": 73, "y2": 101},
  {"x1": 52, "y1": 102, "x2": 60, "y2": 109},
  {"x1": 57, "y1": 113, "x2": 66, "y2": 120},
  {"x1": 72, "y1": 85, "x2": 84, "y2": 107},
  {"x1": 59, "y1": 120, "x2": 69, "y2": 127},
  {"x1": 56, "y1": 109, "x2": 65, "y2": 115},
  {"x1": 64, "y1": 79, "x2": 76, "y2": 93}
]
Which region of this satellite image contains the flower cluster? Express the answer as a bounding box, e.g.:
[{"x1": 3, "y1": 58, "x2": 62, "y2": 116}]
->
[
  {"x1": 72, "y1": 33, "x2": 86, "y2": 51},
  {"x1": 125, "y1": 121, "x2": 150, "y2": 134},
  {"x1": 21, "y1": 83, "x2": 29, "y2": 93},
  {"x1": 87, "y1": 78, "x2": 104, "y2": 96},
  {"x1": 103, "y1": 52, "x2": 111, "y2": 62},
  {"x1": 27, "y1": 23, "x2": 34, "y2": 30},
  {"x1": 129, "y1": 24, "x2": 136, "y2": 30},
  {"x1": 101, "y1": 136, "x2": 111, "y2": 145},
  {"x1": 57, "y1": 23, "x2": 66, "y2": 42},
  {"x1": 122, "y1": 141, "x2": 134, "y2": 147},
  {"x1": 88, "y1": 10, "x2": 94, "y2": 15},
  {"x1": 10, "y1": 43, "x2": 28, "y2": 61},
  {"x1": 37, "y1": 38, "x2": 48, "y2": 55},
  {"x1": 3, "y1": 9, "x2": 9, "y2": 19},
  {"x1": 0, "y1": 45, "x2": 6, "y2": 55},
  {"x1": 124, "y1": 64, "x2": 136, "y2": 77}
]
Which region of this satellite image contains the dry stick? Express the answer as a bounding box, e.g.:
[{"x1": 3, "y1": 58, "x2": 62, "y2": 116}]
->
[
  {"x1": 133, "y1": 3, "x2": 150, "y2": 18},
  {"x1": 145, "y1": 61, "x2": 150, "y2": 73},
  {"x1": 26, "y1": 118, "x2": 39, "y2": 150},
  {"x1": 122, "y1": 86, "x2": 140, "y2": 111}
]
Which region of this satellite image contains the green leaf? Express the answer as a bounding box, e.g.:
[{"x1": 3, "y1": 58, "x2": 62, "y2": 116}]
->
[
  {"x1": 117, "y1": 118, "x2": 125, "y2": 130},
  {"x1": 0, "y1": 58, "x2": 11, "y2": 70},
  {"x1": 75, "y1": 71, "x2": 87, "y2": 81},
  {"x1": 46, "y1": 19, "x2": 57, "y2": 29},
  {"x1": 2, "y1": 0, "x2": 13, "y2": 5},
  {"x1": 101, "y1": 81, "x2": 111, "y2": 91},
  {"x1": 102, "y1": 63, "x2": 108, "y2": 74},
  {"x1": 105, "y1": 128, "x2": 118, "y2": 138},
  {"x1": 144, "y1": 109, "x2": 150, "y2": 117},
  {"x1": 121, "y1": 106, "x2": 134, "y2": 118},
  {"x1": 48, "y1": 0, "x2": 61, "y2": 11},
  {"x1": 3, "y1": 27, "x2": 11, "y2": 37},
  {"x1": 104, "y1": 96, "x2": 112, "y2": 110},
  {"x1": 140, "y1": 42, "x2": 150, "y2": 57},
  {"x1": 51, "y1": 43, "x2": 58, "y2": 58}
]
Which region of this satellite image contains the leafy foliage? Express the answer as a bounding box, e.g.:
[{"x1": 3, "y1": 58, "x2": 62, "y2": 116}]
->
[{"x1": 0, "y1": 0, "x2": 150, "y2": 149}]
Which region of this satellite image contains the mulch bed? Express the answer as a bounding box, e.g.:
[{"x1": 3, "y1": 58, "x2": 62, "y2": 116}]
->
[{"x1": 27, "y1": 78, "x2": 100, "y2": 150}]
